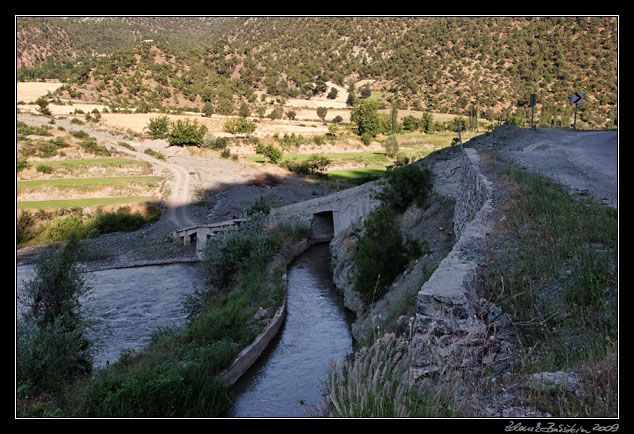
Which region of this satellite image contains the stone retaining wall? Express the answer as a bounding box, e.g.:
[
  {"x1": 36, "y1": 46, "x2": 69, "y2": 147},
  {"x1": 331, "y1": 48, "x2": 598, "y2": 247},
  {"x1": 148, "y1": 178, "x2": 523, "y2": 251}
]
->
[{"x1": 409, "y1": 148, "x2": 513, "y2": 382}]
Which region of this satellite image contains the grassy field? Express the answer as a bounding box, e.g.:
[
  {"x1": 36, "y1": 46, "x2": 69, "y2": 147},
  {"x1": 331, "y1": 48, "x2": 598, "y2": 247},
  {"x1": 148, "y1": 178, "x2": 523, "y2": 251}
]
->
[
  {"x1": 17, "y1": 176, "x2": 162, "y2": 188},
  {"x1": 247, "y1": 130, "x2": 480, "y2": 179},
  {"x1": 25, "y1": 158, "x2": 152, "y2": 171},
  {"x1": 17, "y1": 196, "x2": 157, "y2": 210},
  {"x1": 325, "y1": 167, "x2": 387, "y2": 179}
]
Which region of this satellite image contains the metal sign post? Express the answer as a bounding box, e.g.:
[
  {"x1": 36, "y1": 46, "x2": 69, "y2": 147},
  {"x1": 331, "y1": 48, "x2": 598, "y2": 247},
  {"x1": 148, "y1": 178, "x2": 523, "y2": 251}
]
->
[
  {"x1": 529, "y1": 94, "x2": 537, "y2": 129},
  {"x1": 571, "y1": 92, "x2": 583, "y2": 129}
]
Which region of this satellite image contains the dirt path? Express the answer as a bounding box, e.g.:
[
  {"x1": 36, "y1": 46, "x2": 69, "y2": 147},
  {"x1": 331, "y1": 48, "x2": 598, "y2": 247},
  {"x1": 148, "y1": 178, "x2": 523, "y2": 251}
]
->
[
  {"x1": 122, "y1": 144, "x2": 196, "y2": 229},
  {"x1": 16, "y1": 113, "x2": 330, "y2": 266},
  {"x1": 17, "y1": 113, "x2": 198, "y2": 230}
]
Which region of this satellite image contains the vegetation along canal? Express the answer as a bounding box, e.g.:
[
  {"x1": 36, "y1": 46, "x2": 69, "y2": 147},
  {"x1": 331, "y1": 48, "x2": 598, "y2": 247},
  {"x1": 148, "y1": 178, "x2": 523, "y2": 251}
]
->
[
  {"x1": 17, "y1": 242, "x2": 353, "y2": 417},
  {"x1": 228, "y1": 242, "x2": 355, "y2": 417}
]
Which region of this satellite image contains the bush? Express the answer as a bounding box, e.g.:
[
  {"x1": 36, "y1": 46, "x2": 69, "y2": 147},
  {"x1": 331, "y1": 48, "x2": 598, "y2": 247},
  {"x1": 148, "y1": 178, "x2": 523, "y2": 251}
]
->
[
  {"x1": 201, "y1": 213, "x2": 279, "y2": 287},
  {"x1": 255, "y1": 143, "x2": 283, "y2": 164},
  {"x1": 282, "y1": 155, "x2": 331, "y2": 175},
  {"x1": 145, "y1": 115, "x2": 170, "y2": 139},
  {"x1": 353, "y1": 205, "x2": 410, "y2": 304},
  {"x1": 41, "y1": 214, "x2": 88, "y2": 241},
  {"x1": 89, "y1": 208, "x2": 149, "y2": 234},
  {"x1": 375, "y1": 163, "x2": 431, "y2": 212},
  {"x1": 17, "y1": 235, "x2": 94, "y2": 394},
  {"x1": 168, "y1": 118, "x2": 207, "y2": 146},
  {"x1": 223, "y1": 117, "x2": 256, "y2": 136},
  {"x1": 17, "y1": 314, "x2": 93, "y2": 394},
  {"x1": 77, "y1": 361, "x2": 231, "y2": 417},
  {"x1": 383, "y1": 134, "x2": 400, "y2": 158}
]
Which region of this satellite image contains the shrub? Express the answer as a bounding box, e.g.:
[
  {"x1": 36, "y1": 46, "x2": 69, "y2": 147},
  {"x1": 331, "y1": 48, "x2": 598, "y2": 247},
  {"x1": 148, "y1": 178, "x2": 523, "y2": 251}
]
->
[
  {"x1": 223, "y1": 117, "x2": 256, "y2": 136},
  {"x1": 36, "y1": 164, "x2": 53, "y2": 174},
  {"x1": 17, "y1": 314, "x2": 93, "y2": 394},
  {"x1": 89, "y1": 208, "x2": 148, "y2": 234},
  {"x1": 255, "y1": 143, "x2": 283, "y2": 164},
  {"x1": 201, "y1": 213, "x2": 279, "y2": 287},
  {"x1": 17, "y1": 235, "x2": 94, "y2": 394},
  {"x1": 282, "y1": 155, "x2": 331, "y2": 175},
  {"x1": 168, "y1": 118, "x2": 208, "y2": 147},
  {"x1": 383, "y1": 134, "x2": 400, "y2": 158},
  {"x1": 144, "y1": 148, "x2": 165, "y2": 160},
  {"x1": 41, "y1": 214, "x2": 88, "y2": 241},
  {"x1": 70, "y1": 130, "x2": 90, "y2": 140},
  {"x1": 78, "y1": 137, "x2": 111, "y2": 156},
  {"x1": 77, "y1": 361, "x2": 231, "y2": 417},
  {"x1": 145, "y1": 115, "x2": 170, "y2": 139},
  {"x1": 353, "y1": 205, "x2": 409, "y2": 304},
  {"x1": 375, "y1": 163, "x2": 431, "y2": 212}
]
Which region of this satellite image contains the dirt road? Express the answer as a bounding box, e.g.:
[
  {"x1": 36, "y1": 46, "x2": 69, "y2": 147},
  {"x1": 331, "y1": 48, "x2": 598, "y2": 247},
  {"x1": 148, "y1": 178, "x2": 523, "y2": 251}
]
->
[
  {"x1": 16, "y1": 113, "x2": 328, "y2": 266},
  {"x1": 473, "y1": 126, "x2": 618, "y2": 209}
]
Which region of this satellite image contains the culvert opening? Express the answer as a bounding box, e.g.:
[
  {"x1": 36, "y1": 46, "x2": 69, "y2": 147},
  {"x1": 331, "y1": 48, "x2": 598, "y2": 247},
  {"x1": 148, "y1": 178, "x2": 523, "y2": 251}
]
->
[{"x1": 310, "y1": 211, "x2": 334, "y2": 241}]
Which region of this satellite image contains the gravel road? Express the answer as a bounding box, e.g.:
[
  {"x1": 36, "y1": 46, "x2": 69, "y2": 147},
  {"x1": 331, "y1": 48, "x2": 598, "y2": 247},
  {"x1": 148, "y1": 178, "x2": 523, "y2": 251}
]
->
[{"x1": 469, "y1": 125, "x2": 618, "y2": 209}]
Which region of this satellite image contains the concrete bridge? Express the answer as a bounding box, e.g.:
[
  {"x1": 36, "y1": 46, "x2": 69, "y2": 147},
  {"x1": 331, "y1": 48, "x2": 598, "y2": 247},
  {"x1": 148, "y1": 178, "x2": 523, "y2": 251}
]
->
[{"x1": 172, "y1": 181, "x2": 382, "y2": 258}]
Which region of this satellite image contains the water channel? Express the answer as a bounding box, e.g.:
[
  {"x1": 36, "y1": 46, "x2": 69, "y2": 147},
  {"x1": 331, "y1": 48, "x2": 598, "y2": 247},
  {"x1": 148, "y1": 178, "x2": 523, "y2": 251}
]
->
[
  {"x1": 16, "y1": 242, "x2": 354, "y2": 417},
  {"x1": 228, "y1": 242, "x2": 354, "y2": 417}
]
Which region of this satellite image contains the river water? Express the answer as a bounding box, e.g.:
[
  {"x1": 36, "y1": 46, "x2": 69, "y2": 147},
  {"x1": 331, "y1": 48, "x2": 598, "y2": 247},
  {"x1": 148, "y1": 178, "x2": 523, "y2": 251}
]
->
[
  {"x1": 16, "y1": 262, "x2": 203, "y2": 369},
  {"x1": 227, "y1": 243, "x2": 354, "y2": 418}
]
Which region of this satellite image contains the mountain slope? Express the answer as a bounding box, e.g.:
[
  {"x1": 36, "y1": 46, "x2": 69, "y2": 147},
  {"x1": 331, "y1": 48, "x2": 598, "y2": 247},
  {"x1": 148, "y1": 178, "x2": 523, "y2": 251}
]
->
[{"x1": 16, "y1": 16, "x2": 618, "y2": 127}]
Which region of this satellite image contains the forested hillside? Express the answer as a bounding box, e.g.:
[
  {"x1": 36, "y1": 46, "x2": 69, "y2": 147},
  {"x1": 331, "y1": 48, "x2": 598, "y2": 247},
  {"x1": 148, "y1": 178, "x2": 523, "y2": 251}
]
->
[{"x1": 16, "y1": 16, "x2": 618, "y2": 128}]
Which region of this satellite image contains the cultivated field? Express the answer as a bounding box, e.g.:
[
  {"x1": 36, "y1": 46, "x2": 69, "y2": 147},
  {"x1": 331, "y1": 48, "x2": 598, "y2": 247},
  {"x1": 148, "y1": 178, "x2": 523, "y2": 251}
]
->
[{"x1": 16, "y1": 79, "x2": 478, "y2": 246}]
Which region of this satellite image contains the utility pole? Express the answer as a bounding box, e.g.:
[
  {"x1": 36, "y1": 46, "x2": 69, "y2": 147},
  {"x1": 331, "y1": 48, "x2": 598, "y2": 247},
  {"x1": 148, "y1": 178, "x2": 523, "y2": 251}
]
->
[{"x1": 456, "y1": 119, "x2": 463, "y2": 153}]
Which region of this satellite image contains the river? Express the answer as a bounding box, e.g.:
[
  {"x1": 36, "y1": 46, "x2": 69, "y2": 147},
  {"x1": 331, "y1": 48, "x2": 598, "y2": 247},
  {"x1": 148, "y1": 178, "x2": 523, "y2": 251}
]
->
[{"x1": 16, "y1": 262, "x2": 203, "y2": 369}]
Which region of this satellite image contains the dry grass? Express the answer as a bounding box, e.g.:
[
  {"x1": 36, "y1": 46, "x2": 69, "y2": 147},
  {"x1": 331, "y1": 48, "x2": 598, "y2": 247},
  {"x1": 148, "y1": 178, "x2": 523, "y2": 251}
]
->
[{"x1": 319, "y1": 333, "x2": 423, "y2": 417}]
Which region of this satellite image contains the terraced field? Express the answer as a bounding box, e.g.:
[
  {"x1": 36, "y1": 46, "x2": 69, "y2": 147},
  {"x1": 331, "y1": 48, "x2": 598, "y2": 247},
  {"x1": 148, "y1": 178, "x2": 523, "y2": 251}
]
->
[{"x1": 16, "y1": 121, "x2": 167, "y2": 245}]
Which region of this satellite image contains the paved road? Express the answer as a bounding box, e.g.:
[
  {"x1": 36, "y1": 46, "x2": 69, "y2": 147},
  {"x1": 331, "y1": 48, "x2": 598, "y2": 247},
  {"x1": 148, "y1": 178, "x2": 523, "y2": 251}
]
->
[{"x1": 495, "y1": 127, "x2": 618, "y2": 208}]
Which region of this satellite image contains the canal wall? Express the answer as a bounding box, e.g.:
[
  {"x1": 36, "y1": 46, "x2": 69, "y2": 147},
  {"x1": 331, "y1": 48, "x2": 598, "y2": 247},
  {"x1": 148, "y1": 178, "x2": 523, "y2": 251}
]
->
[{"x1": 408, "y1": 147, "x2": 513, "y2": 382}]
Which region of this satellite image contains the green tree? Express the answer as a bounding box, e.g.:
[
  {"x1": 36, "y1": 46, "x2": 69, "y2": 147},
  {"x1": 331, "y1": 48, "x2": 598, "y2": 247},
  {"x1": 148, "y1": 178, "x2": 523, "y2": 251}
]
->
[
  {"x1": 375, "y1": 163, "x2": 432, "y2": 212},
  {"x1": 35, "y1": 96, "x2": 51, "y2": 116},
  {"x1": 353, "y1": 205, "x2": 409, "y2": 304},
  {"x1": 351, "y1": 99, "x2": 380, "y2": 138},
  {"x1": 390, "y1": 104, "x2": 399, "y2": 133},
  {"x1": 402, "y1": 115, "x2": 419, "y2": 131},
  {"x1": 238, "y1": 102, "x2": 250, "y2": 118},
  {"x1": 145, "y1": 115, "x2": 170, "y2": 139},
  {"x1": 420, "y1": 112, "x2": 433, "y2": 133},
  {"x1": 223, "y1": 117, "x2": 257, "y2": 136},
  {"x1": 316, "y1": 106, "x2": 328, "y2": 122},
  {"x1": 17, "y1": 235, "x2": 94, "y2": 393},
  {"x1": 168, "y1": 118, "x2": 208, "y2": 147},
  {"x1": 202, "y1": 102, "x2": 215, "y2": 117},
  {"x1": 383, "y1": 134, "x2": 400, "y2": 158},
  {"x1": 255, "y1": 143, "x2": 283, "y2": 164}
]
